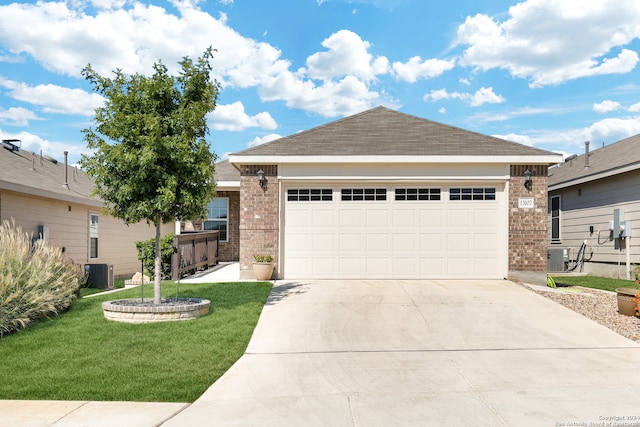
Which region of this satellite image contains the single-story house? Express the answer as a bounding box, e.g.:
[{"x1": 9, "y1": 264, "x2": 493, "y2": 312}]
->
[
  {"x1": 0, "y1": 139, "x2": 172, "y2": 279},
  {"x1": 206, "y1": 107, "x2": 562, "y2": 283},
  {"x1": 548, "y1": 137, "x2": 640, "y2": 278}
]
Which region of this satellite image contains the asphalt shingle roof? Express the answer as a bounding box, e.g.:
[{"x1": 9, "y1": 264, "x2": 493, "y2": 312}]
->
[
  {"x1": 233, "y1": 106, "x2": 557, "y2": 157},
  {"x1": 0, "y1": 144, "x2": 97, "y2": 205},
  {"x1": 214, "y1": 159, "x2": 240, "y2": 181},
  {"x1": 548, "y1": 135, "x2": 640, "y2": 188}
]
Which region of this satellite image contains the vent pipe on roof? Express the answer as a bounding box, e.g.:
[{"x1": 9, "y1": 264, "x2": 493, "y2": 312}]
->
[
  {"x1": 584, "y1": 141, "x2": 590, "y2": 168},
  {"x1": 63, "y1": 151, "x2": 69, "y2": 189}
]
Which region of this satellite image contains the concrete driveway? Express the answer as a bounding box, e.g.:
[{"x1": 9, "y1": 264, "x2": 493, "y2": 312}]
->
[{"x1": 164, "y1": 280, "x2": 640, "y2": 426}]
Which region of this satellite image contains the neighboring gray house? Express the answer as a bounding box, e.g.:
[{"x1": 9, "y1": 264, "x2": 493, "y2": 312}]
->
[
  {"x1": 548, "y1": 137, "x2": 640, "y2": 278},
  {"x1": 213, "y1": 106, "x2": 561, "y2": 282}
]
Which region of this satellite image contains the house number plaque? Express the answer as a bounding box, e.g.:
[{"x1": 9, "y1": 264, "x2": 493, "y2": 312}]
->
[{"x1": 518, "y1": 198, "x2": 534, "y2": 208}]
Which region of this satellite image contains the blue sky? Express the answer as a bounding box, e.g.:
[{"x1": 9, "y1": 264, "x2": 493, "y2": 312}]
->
[{"x1": 1, "y1": 0, "x2": 640, "y2": 164}]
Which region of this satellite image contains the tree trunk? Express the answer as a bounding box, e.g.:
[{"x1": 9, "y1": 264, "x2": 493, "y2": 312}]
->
[{"x1": 154, "y1": 213, "x2": 162, "y2": 305}]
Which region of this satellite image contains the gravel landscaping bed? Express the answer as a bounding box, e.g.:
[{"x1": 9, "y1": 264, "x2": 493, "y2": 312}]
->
[{"x1": 519, "y1": 283, "x2": 640, "y2": 343}]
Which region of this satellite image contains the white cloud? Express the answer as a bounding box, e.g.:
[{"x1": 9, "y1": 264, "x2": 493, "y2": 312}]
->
[
  {"x1": 305, "y1": 30, "x2": 389, "y2": 82},
  {"x1": 470, "y1": 87, "x2": 505, "y2": 106},
  {"x1": 0, "y1": 2, "x2": 394, "y2": 118},
  {"x1": 208, "y1": 102, "x2": 277, "y2": 131},
  {"x1": 455, "y1": 0, "x2": 640, "y2": 87},
  {"x1": 628, "y1": 101, "x2": 640, "y2": 112},
  {"x1": 0, "y1": 77, "x2": 104, "y2": 115},
  {"x1": 0, "y1": 107, "x2": 41, "y2": 126},
  {"x1": 583, "y1": 116, "x2": 640, "y2": 143},
  {"x1": 391, "y1": 56, "x2": 455, "y2": 83},
  {"x1": 247, "y1": 133, "x2": 282, "y2": 148},
  {"x1": 423, "y1": 87, "x2": 505, "y2": 107},
  {"x1": 593, "y1": 100, "x2": 622, "y2": 113}
]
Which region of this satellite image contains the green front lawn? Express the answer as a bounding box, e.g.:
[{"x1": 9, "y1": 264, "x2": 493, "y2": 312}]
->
[
  {"x1": 550, "y1": 275, "x2": 637, "y2": 292},
  {"x1": 0, "y1": 281, "x2": 272, "y2": 402}
]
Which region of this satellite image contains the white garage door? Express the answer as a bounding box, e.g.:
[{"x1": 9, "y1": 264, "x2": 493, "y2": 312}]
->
[{"x1": 283, "y1": 185, "x2": 505, "y2": 279}]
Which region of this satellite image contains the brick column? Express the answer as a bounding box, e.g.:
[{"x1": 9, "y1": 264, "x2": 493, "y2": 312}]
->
[
  {"x1": 508, "y1": 165, "x2": 549, "y2": 276},
  {"x1": 239, "y1": 165, "x2": 279, "y2": 279}
]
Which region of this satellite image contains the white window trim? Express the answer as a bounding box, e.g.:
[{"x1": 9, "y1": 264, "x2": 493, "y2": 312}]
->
[
  {"x1": 88, "y1": 212, "x2": 99, "y2": 260},
  {"x1": 205, "y1": 197, "x2": 229, "y2": 243}
]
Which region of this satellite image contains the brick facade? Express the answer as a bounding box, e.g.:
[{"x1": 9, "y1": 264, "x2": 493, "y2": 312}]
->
[
  {"x1": 239, "y1": 165, "x2": 279, "y2": 279},
  {"x1": 508, "y1": 165, "x2": 549, "y2": 273}
]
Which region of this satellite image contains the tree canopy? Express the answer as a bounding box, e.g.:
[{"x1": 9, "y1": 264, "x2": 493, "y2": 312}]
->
[
  {"x1": 80, "y1": 48, "x2": 221, "y2": 303},
  {"x1": 80, "y1": 48, "x2": 220, "y2": 227}
]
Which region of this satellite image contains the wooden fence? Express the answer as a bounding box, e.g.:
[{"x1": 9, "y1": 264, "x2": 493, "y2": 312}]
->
[{"x1": 172, "y1": 231, "x2": 219, "y2": 279}]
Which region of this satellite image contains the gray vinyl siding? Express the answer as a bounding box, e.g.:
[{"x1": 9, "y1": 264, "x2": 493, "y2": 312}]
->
[{"x1": 549, "y1": 169, "x2": 640, "y2": 264}]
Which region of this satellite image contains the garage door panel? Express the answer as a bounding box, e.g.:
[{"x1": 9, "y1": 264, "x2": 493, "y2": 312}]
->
[
  {"x1": 447, "y1": 234, "x2": 471, "y2": 251},
  {"x1": 366, "y1": 210, "x2": 389, "y2": 227},
  {"x1": 284, "y1": 184, "x2": 503, "y2": 279},
  {"x1": 474, "y1": 209, "x2": 498, "y2": 227},
  {"x1": 339, "y1": 234, "x2": 362, "y2": 251},
  {"x1": 474, "y1": 233, "x2": 498, "y2": 252},
  {"x1": 393, "y1": 209, "x2": 416, "y2": 227},
  {"x1": 419, "y1": 209, "x2": 444, "y2": 227},
  {"x1": 366, "y1": 258, "x2": 390, "y2": 277},
  {"x1": 312, "y1": 234, "x2": 336, "y2": 251},
  {"x1": 392, "y1": 257, "x2": 417, "y2": 277},
  {"x1": 311, "y1": 209, "x2": 336, "y2": 227},
  {"x1": 393, "y1": 233, "x2": 417, "y2": 252},
  {"x1": 365, "y1": 234, "x2": 390, "y2": 252},
  {"x1": 447, "y1": 209, "x2": 471, "y2": 226},
  {"x1": 420, "y1": 257, "x2": 444, "y2": 276},
  {"x1": 339, "y1": 210, "x2": 361, "y2": 227},
  {"x1": 420, "y1": 234, "x2": 443, "y2": 252}
]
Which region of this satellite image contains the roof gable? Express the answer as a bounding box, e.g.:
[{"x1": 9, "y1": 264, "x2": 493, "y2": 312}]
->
[{"x1": 233, "y1": 106, "x2": 557, "y2": 158}]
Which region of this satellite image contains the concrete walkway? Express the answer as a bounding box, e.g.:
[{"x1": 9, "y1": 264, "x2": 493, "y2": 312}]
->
[
  {"x1": 3, "y1": 278, "x2": 640, "y2": 426},
  {"x1": 162, "y1": 279, "x2": 640, "y2": 426}
]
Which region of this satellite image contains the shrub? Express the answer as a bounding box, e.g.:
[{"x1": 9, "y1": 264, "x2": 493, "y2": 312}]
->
[
  {"x1": 0, "y1": 220, "x2": 83, "y2": 336},
  {"x1": 135, "y1": 233, "x2": 175, "y2": 279}
]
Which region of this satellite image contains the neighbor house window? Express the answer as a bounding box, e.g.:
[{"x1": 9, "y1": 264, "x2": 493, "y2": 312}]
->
[
  {"x1": 449, "y1": 188, "x2": 496, "y2": 201},
  {"x1": 341, "y1": 188, "x2": 386, "y2": 201},
  {"x1": 204, "y1": 198, "x2": 228, "y2": 242},
  {"x1": 89, "y1": 213, "x2": 99, "y2": 259},
  {"x1": 551, "y1": 195, "x2": 561, "y2": 242},
  {"x1": 395, "y1": 188, "x2": 441, "y2": 201},
  {"x1": 288, "y1": 189, "x2": 333, "y2": 201}
]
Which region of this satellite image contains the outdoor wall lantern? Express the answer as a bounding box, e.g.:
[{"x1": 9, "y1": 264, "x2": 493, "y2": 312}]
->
[
  {"x1": 256, "y1": 169, "x2": 267, "y2": 191},
  {"x1": 523, "y1": 168, "x2": 532, "y2": 191}
]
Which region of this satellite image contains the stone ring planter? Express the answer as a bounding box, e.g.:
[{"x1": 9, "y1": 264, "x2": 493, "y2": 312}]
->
[{"x1": 102, "y1": 298, "x2": 211, "y2": 324}]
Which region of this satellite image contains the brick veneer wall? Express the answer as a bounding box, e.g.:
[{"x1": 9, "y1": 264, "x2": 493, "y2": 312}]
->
[
  {"x1": 509, "y1": 165, "x2": 549, "y2": 272},
  {"x1": 239, "y1": 165, "x2": 279, "y2": 279}
]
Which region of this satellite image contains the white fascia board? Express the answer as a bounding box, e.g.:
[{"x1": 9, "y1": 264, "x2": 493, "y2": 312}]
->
[
  {"x1": 215, "y1": 180, "x2": 240, "y2": 191},
  {"x1": 0, "y1": 180, "x2": 102, "y2": 207},
  {"x1": 229, "y1": 154, "x2": 563, "y2": 165}
]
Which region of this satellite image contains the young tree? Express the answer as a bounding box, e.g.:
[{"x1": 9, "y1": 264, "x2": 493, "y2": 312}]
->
[{"x1": 80, "y1": 48, "x2": 220, "y2": 304}]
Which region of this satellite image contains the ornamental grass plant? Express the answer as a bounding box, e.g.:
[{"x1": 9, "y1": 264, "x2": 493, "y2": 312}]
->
[{"x1": 0, "y1": 220, "x2": 83, "y2": 336}]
